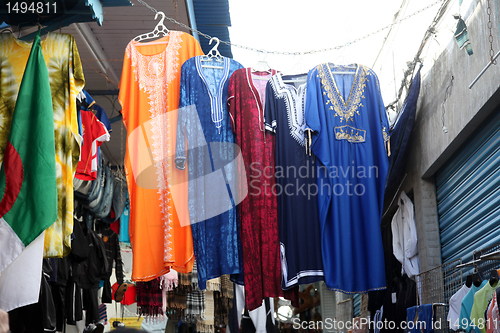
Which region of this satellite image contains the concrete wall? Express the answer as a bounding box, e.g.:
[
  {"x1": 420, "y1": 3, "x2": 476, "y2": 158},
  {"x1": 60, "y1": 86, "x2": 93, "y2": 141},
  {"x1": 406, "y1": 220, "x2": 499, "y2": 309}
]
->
[{"x1": 383, "y1": 0, "x2": 500, "y2": 272}]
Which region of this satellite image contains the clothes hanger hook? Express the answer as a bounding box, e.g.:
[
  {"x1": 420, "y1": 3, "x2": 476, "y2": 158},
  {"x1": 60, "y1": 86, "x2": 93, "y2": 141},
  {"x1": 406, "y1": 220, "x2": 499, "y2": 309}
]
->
[
  {"x1": 154, "y1": 11, "x2": 168, "y2": 34},
  {"x1": 209, "y1": 37, "x2": 220, "y2": 50},
  {"x1": 257, "y1": 49, "x2": 267, "y2": 61},
  {"x1": 207, "y1": 37, "x2": 222, "y2": 59},
  {"x1": 154, "y1": 11, "x2": 166, "y2": 25}
]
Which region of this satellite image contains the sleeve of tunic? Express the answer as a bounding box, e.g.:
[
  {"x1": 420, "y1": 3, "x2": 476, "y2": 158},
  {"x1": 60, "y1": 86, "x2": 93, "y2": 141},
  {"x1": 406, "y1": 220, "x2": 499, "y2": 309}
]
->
[
  {"x1": 304, "y1": 67, "x2": 328, "y2": 166},
  {"x1": 263, "y1": 81, "x2": 276, "y2": 133},
  {"x1": 370, "y1": 69, "x2": 390, "y2": 152}
]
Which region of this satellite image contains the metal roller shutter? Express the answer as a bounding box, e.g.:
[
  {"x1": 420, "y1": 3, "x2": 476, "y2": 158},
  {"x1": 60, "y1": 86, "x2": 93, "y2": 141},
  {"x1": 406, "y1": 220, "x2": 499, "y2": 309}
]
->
[{"x1": 436, "y1": 109, "x2": 500, "y2": 263}]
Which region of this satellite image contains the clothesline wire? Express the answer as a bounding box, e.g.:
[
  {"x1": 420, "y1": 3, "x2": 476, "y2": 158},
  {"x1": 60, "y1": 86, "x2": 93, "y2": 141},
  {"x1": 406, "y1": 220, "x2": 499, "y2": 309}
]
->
[
  {"x1": 82, "y1": 0, "x2": 451, "y2": 113},
  {"x1": 134, "y1": 0, "x2": 444, "y2": 56},
  {"x1": 385, "y1": 0, "x2": 453, "y2": 111}
]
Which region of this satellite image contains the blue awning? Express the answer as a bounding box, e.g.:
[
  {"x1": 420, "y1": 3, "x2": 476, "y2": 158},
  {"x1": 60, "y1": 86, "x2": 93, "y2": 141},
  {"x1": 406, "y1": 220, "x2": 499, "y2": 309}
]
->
[
  {"x1": 0, "y1": 0, "x2": 131, "y2": 30},
  {"x1": 192, "y1": 0, "x2": 233, "y2": 58}
]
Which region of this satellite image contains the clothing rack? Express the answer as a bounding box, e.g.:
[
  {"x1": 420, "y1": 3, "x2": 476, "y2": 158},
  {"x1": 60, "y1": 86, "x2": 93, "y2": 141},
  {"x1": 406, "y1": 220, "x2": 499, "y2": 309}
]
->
[
  {"x1": 456, "y1": 243, "x2": 500, "y2": 269},
  {"x1": 414, "y1": 259, "x2": 462, "y2": 333}
]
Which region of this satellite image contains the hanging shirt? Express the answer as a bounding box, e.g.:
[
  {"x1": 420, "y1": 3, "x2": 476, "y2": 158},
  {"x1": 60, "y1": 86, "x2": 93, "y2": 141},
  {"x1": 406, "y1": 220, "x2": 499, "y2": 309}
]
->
[
  {"x1": 391, "y1": 191, "x2": 420, "y2": 278},
  {"x1": 0, "y1": 32, "x2": 85, "y2": 258},
  {"x1": 94, "y1": 105, "x2": 112, "y2": 133},
  {"x1": 119, "y1": 32, "x2": 204, "y2": 280},
  {"x1": 448, "y1": 284, "x2": 471, "y2": 330},
  {"x1": 460, "y1": 280, "x2": 488, "y2": 332},
  {"x1": 486, "y1": 292, "x2": 499, "y2": 333},
  {"x1": 227, "y1": 68, "x2": 297, "y2": 310},
  {"x1": 175, "y1": 56, "x2": 244, "y2": 290},
  {"x1": 470, "y1": 281, "x2": 500, "y2": 333},
  {"x1": 75, "y1": 110, "x2": 110, "y2": 180},
  {"x1": 304, "y1": 63, "x2": 390, "y2": 293},
  {"x1": 263, "y1": 73, "x2": 324, "y2": 290}
]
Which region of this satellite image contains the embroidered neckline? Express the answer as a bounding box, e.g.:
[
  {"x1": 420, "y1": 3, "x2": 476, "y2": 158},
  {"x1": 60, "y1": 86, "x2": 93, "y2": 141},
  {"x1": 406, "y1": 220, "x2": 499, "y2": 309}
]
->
[
  {"x1": 318, "y1": 63, "x2": 368, "y2": 123},
  {"x1": 270, "y1": 73, "x2": 307, "y2": 146},
  {"x1": 195, "y1": 56, "x2": 230, "y2": 133}
]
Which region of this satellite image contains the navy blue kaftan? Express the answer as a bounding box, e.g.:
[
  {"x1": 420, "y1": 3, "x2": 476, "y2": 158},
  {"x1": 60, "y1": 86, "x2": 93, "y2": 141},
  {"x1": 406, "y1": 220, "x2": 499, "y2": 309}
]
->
[
  {"x1": 264, "y1": 73, "x2": 324, "y2": 289},
  {"x1": 175, "y1": 56, "x2": 244, "y2": 290},
  {"x1": 305, "y1": 63, "x2": 389, "y2": 293}
]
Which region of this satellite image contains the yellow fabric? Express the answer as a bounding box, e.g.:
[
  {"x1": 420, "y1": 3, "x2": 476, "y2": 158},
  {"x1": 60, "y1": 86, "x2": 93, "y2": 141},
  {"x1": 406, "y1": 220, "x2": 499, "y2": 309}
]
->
[
  {"x1": 118, "y1": 32, "x2": 204, "y2": 281},
  {"x1": 0, "y1": 32, "x2": 84, "y2": 257},
  {"x1": 470, "y1": 281, "x2": 500, "y2": 333},
  {"x1": 109, "y1": 317, "x2": 143, "y2": 329}
]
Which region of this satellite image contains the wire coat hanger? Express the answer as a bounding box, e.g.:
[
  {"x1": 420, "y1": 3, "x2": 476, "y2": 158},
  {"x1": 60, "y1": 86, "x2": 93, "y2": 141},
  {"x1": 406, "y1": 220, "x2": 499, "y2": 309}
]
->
[{"x1": 133, "y1": 11, "x2": 170, "y2": 43}]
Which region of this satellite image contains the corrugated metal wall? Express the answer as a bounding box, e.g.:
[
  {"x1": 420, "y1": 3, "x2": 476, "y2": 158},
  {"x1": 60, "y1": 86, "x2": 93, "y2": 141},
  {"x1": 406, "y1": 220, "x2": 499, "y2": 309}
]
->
[
  {"x1": 436, "y1": 108, "x2": 500, "y2": 263},
  {"x1": 192, "y1": 0, "x2": 233, "y2": 58}
]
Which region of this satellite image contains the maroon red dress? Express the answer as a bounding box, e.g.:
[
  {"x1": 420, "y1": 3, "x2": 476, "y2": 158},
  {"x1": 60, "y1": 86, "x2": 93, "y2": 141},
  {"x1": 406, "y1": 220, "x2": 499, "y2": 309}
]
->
[{"x1": 227, "y1": 68, "x2": 298, "y2": 311}]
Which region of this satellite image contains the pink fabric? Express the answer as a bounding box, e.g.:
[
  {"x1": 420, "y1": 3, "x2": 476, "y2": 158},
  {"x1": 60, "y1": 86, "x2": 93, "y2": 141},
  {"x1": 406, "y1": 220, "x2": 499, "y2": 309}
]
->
[{"x1": 160, "y1": 270, "x2": 178, "y2": 314}]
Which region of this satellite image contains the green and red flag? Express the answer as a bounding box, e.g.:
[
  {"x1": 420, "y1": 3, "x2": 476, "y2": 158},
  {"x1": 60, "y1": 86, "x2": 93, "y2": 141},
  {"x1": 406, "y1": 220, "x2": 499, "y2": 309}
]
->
[{"x1": 0, "y1": 31, "x2": 57, "y2": 274}]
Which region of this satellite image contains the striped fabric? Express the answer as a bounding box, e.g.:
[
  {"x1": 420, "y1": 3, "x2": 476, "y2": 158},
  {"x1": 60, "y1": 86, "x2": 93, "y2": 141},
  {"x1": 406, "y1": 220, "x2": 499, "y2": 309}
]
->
[{"x1": 98, "y1": 303, "x2": 108, "y2": 324}]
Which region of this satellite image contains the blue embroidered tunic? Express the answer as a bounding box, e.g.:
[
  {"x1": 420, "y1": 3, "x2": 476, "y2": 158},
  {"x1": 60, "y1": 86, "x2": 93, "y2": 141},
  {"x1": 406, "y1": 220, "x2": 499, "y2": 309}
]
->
[
  {"x1": 305, "y1": 63, "x2": 390, "y2": 293},
  {"x1": 175, "y1": 56, "x2": 244, "y2": 289}
]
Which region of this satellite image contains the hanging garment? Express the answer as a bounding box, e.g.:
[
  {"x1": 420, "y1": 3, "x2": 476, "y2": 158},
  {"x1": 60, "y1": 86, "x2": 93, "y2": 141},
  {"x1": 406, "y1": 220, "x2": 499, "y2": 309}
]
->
[
  {"x1": 406, "y1": 304, "x2": 434, "y2": 333},
  {"x1": 198, "y1": 291, "x2": 215, "y2": 333},
  {"x1": 486, "y1": 292, "x2": 499, "y2": 333},
  {"x1": 391, "y1": 191, "x2": 419, "y2": 277},
  {"x1": 175, "y1": 56, "x2": 244, "y2": 290},
  {"x1": 264, "y1": 72, "x2": 324, "y2": 290},
  {"x1": 137, "y1": 277, "x2": 163, "y2": 316},
  {"x1": 119, "y1": 198, "x2": 130, "y2": 244},
  {"x1": 448, "y1": 284, "x2": 470, "y2": 330},
  {"x1": 93, "y1": 104, "x2": 112, "y2": 173},
  {"x1": 227, "y1": 68, "x2": 297, "y2": 310},
  {"x1": 470, "y1": 281, "x2": 500, "y2": 333},
  {"x1": 96, "y1": 223, "x2": 124, "y2": 303},
  {"x1": 379, "y1": 275, "x2": 416, "y2": 333},
  {"x1": 0, "y1": 32, "x2": 85, "y2": 258},
  {"x1": 384, "y1": 68, "x2": 421, "y2": 200},
  {"x1": 460, "y1": 280, "x2": 488, "y2": 332},
  {"x1": 304, "y1": 63, "x2": 390, "y2": 293},
  {"x1": 119, "y1": 32, "x2": 204, "y2": 280},
  {"x1": 75, "y1": 110, "x2": 110, "y2": 180}
]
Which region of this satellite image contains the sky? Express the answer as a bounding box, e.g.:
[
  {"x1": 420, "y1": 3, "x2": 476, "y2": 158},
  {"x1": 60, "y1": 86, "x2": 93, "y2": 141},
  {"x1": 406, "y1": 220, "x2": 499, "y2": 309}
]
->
[{"x1": 228, "y1": 0, "x2": 478, "y2": 122}]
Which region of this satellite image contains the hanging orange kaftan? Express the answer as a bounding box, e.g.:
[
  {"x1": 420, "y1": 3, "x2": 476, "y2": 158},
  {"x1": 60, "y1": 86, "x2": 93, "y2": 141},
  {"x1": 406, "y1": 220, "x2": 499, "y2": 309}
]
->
[{"x1": 118, "y1": 32, "x2": 204, "y2": 281}]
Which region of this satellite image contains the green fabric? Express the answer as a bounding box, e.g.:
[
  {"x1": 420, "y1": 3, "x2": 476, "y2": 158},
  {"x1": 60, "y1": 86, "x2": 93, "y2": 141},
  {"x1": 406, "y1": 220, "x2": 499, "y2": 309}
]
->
[
  {"x1": 0, "y1": 32, "x2": 57, "y2": 246},
  {"x1": 470, "y1": 280, "x2": 500, "y2": 333},
  {"x1": 455, "y1": 18, "x2": 473, "y2": 55}
]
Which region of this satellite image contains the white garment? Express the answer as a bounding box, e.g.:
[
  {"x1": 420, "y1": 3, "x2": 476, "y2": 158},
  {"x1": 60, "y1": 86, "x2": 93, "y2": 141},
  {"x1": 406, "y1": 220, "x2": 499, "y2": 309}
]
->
[
  {"x1": 391, "y1": 191, "x2": 420, "y2": 277},
  {"x1": 0, "y1": 232, "x2": 45, "y2": 312},
  {"x1": 234, "y1": 284, "x2": 274, "y2": 333},
  {"x1": 448, "y1": 284, "x2": 471, "y2": 330},
  {"x1": 141, "y1": 316, "x2": 167, "y2": 332}
]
